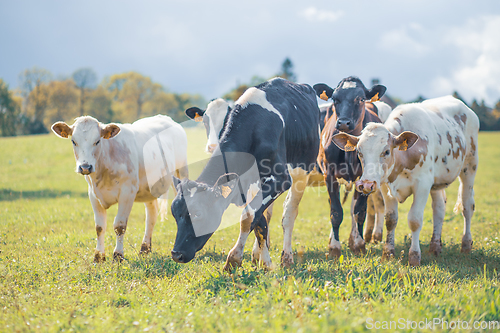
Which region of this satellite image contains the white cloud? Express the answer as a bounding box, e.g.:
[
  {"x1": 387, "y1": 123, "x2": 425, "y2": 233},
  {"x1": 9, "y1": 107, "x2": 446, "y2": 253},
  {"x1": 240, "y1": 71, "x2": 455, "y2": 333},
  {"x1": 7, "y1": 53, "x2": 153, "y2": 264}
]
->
[
  {"x1": 431, "y1": 15, "x2": 500, "y2": 104},
  {"x1": 300, "y1": 7, "x2": 344, "y2": 22},
  {"x1": 379, "y1": 23, "x2": 430, "y2": 57}
]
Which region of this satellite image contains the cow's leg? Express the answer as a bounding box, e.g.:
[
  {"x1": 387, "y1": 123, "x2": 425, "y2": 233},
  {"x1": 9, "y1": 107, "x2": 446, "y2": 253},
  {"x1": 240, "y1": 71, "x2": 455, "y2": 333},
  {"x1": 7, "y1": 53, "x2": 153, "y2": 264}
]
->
[
  {"x1": 407, "y1": 186, "x2": 431, "y2": 266},
  {"x1": 280, "y1": 167, "x2": 308, "y2": 267},
  {"x1": 364, "y1": 195, "x2": 375, "y2": 244},
  {"x1": 140, "y1": 200, "x2": 158, "y2": 255},
  {"x1": 381, "y1": 184, "x2": 398, "y2": 260},
  {"x1": 429, "y1": 189, "x2": 446, "y2": 256},
  {"x1": 251, "y1": 204, "x2": 273, "y2": 266},
  {"x1": 371, "y1": 189, "x2": 385, "y2": 243},
  {"x1": 253, "y1": 214, "x2": 272, "y2": 270},
  {"x1": 326, "y1": 175, "x2": 343, "y2": 258},
  {"x1": 89, "y1": 190, "x2": 107, "y2": 263},
  {"x1": 457, "y1": 158, "x2": 477, "y2": 253},
  {"x1": 349, "y1": 190, "x2": 368, "y2": 254},
  {"x1": 113, "y1": 193, "x2": 135, "y2": 262},
  {"x1": 224, "y1": 206, "x2": 254, "y2": 272}
]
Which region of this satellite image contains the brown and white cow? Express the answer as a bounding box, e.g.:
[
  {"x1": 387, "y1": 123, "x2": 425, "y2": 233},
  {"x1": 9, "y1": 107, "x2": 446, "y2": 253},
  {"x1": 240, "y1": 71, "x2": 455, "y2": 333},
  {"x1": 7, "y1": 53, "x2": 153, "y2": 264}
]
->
[
  {"x1": 333, "y1": 95, "x2": 479, "y2": 266},
  {"x1": 52, "y1": 115, "x2": 188, "y2": 262}
]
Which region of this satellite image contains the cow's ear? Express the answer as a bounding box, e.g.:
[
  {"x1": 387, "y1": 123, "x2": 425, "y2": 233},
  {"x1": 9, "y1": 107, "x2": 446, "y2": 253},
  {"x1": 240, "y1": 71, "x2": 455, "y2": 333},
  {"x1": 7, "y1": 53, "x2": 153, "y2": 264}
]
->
[
  {"x1": 366, "y1": 85, "x2": 387, "y2": 102},
  {"x1": 51, "y1": 122, "x2": 73, "y2": 138},
  {"x1": 172, "y1": 176, "x2": 182, "y2": 189},
  {"x1": 185, "y1": 107, "x2": 205, "y2": 122},
  {"x1": 332, "y1": 133, "x2": 359, "y2": 152},
  {"x1": 392, "y1": 131, "x2": 419, "y2": 151},
  {"x1": 101, "y1": 124, "x2": 120, "y2": 139},
  {"x1": 313, "y1": 83, "x2": 334, "y2": 101},
  {"x1": 213, "y1": 173, "x2": 239, "y2": 199}
]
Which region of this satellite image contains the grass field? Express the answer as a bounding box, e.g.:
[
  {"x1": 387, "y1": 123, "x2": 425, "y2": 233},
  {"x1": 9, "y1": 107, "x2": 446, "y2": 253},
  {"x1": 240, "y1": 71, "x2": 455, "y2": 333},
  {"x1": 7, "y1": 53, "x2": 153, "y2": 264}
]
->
[{"x1": 1, "y1": 127, "x2": 499, "y2": 332}]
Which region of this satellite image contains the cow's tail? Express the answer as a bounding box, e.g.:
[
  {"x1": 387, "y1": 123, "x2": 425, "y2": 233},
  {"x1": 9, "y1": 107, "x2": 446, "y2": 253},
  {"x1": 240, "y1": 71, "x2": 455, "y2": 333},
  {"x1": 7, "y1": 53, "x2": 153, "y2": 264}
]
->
[
  {"x1": 454, "y1": 184, "x2": 463, "y2": 215},
  {"x1": 342, "y1": 183, "x2": 352, "y2": 205}
]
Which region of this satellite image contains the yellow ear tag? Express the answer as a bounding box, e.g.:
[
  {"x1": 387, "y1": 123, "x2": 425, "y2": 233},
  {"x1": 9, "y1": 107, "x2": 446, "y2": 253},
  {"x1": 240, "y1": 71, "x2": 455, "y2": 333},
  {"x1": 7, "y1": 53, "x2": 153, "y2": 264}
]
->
[
  {"x1": 370, "y1": 93, "x2": 380, "y2": 103},
  {"x1": 344, "y1": 141, "x2": 356, "y2": 152},
  {"x1": 399, "y1": 139, "x2": 408, "y2": 151},
  {"x1": 194, "y1": 113, "x2": 203, "y2": 122},
  {"x1": 320, "y1": 91, "x2": 329, "y2": 101},
  {"x1": 221, "y1": 185, "x2": 231, "y2": 198}
]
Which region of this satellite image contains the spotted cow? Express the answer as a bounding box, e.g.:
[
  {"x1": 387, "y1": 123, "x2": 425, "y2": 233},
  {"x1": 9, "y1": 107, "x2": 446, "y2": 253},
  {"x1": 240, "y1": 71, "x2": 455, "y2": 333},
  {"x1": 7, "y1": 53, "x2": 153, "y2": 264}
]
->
[
  {"x1": 170, "y1": 78, "x2": 321, "y2": 269},
  {"x1": 332, "y1": 95, "x2": 479, "y2": 266},
  {"x1": 52, "y1": 115, "x2": 189, "y2": 262}
]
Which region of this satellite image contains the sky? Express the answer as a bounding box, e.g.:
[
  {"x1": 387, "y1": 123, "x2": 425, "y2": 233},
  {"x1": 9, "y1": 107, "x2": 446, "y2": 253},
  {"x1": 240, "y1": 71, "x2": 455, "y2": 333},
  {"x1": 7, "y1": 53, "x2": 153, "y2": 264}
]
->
[{"x1": 1, "y1": 1, "x2": 500, "y2": 105}]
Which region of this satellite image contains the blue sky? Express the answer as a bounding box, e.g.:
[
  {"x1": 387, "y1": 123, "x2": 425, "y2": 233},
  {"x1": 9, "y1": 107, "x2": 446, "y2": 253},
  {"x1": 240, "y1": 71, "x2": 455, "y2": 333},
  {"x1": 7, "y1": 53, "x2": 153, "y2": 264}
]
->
[{"x1": 1, "y1": 1, "x2": 500, "y2": 104}]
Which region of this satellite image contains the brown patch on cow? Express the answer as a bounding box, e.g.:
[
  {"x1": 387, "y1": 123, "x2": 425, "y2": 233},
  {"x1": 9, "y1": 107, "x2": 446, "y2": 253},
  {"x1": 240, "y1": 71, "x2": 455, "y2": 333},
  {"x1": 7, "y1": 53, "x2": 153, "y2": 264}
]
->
[
  {"x1": 446, "y1": 168, "x2": 450, "y2": 173},
  {"x1": 447, "y1": 149, "x2": 451, "y2": 156},
  {"x1": 437, "y1": 133, "x2": 442, "y2": 144},
  {"x1": 442, "y1": 156, "x2": 447, "y2": 164},
  {"x1": 140, "y1": 243, "x2": 151, "y2": 254},
  {"x1": 114, "y1": 226, "x2": 126, "y2": 236},
  {"x1": 472, "y1": 165, "x2": 477, "y2": 171},
  {"x1": 454, "y1": 114, "x2": 467, "y2": 130},
  {"x1": 446, "y1": 132, "x2": 453, "y2": 148},
  {"x1": 94, "y1": 251, "x2": 106, "y2": 263},
  {"x1": 408, "y1": 219, "x2": 420, "y2": 232},
  {"x1": 240, "y1": 210, "x2": 253, "y2": 233},
  {"x1": 470, "y1": 137, "x2": 476, "y2": 157},
  {"x1": 453, "y1": 136, "x2": 466, "y2": 159},
  {"x1": 463, "y1": 167, "x2": 468, "y2": 174},
  {"x1": 388, "y1": 136, "x2": 428, "y2": 183},
  {"x1": 434, "y1": 156, "x2": 438, "y2": 162},
  {"x1": 385, "y1": 211, "x2": 398, "y2": 231},
  {"x1": 96, "y1": 225, "x2": 103, "y2": 236},
  {"x1": 431, "y1": 183, "x2": 449, "y2": 190}
]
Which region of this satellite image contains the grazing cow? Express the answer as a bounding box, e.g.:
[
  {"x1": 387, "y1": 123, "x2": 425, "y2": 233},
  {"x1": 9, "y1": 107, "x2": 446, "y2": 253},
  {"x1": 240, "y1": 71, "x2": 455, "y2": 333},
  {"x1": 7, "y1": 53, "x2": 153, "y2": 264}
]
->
[
  {"x1": 332, "y1": 96, "x2": 479, "y2": 266},
  {"x1": 52, "y1": 115, "x2": 188, "y2": 262},
  {"x1": 313, "y1": 77, "x2": 387, "y2": 257},
  {"x1": 170, "y1": 78, "x2": 320, "y2": 269}
]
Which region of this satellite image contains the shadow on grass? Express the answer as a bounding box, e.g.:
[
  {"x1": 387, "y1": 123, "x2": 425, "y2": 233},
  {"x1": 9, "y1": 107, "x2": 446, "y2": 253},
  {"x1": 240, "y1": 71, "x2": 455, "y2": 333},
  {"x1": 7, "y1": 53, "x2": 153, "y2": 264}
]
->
[{"x1": 0, "y1": 188, "x2": 87, "y2": 201}]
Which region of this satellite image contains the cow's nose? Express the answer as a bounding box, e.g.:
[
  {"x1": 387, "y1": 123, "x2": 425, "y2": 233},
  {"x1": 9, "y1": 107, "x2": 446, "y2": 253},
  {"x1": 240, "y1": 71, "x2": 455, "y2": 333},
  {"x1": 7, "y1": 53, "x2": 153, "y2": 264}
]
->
[
  {"x1": 207, "y1": 144, "x2": 217, "y2": 153},
  {"x1": 171, "y1": 250, "x2": 185, "y2": 263},
  {"x1": 355, "y1": 180, "x2": 376, "y2": 195},
  {"x1": 78, "y1": 164, "x2": 93, "y2": 175},
  {"x1": 336, "y1": 119, "x2": 351, "y2": 132}
]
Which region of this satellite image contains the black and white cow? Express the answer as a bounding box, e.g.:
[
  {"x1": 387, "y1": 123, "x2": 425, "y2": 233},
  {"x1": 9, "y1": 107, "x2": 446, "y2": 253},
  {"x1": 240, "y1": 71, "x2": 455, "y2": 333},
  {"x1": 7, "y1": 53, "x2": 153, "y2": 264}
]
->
[
  {"x1": 313, "y1": 77, "x2": 387, "y2": 258},
  {"x1": 170, "y1": 78, "x2": 321, "y2": 269}
]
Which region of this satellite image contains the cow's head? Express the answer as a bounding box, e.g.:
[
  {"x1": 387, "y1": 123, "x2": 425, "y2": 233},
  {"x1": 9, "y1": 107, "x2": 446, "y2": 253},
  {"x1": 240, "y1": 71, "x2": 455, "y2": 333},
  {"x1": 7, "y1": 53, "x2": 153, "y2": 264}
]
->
[
  {"x1": 332, "y1": 123, "x2": 419, "y2": 194},
  {"x1": 313, "y1": 77, "x2": 386, "y2": 132},
  {"x1": 185, "y1": 98, "x2": 232, "y2": 153},
  {"x1": 51, "y1": 116, "x2": 120, "y2": 175},
  {"x1": 170, "y1": 173, "x2": 239, "y2": 263}
]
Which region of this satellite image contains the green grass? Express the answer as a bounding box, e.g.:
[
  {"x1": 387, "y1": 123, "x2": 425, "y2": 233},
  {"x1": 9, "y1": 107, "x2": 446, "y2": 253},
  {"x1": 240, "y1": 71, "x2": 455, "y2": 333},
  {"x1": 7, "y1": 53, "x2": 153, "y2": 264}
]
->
[{"x1": 0, "y1": 128, "x2": 499, "y2": 332}]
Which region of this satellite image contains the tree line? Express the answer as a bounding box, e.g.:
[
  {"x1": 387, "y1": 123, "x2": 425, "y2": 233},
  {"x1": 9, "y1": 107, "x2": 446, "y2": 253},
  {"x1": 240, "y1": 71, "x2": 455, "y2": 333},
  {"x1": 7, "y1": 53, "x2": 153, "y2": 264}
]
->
[
  {"x1": 0, "y1": 67, "x2": 205, "y2": 136},
  {"x1": 1, "y1": 59, "x2": 500, "y2": 137}
]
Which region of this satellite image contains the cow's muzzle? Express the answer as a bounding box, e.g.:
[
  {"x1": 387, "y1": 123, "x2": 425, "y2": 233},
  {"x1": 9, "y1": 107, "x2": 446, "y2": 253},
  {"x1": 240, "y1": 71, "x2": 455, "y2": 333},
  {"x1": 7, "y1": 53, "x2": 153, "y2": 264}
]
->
[
  {"x1": 336, "y1": 119, "x2": 352, "y2": 132},
  {"x1": 355, "y1": 179, "x2": 377, "y2": 195},
  {"x1": 171, "y1": 250, "x2": 186, "y2": 263},
  {"x1": 78, "y1": 163, "x2": 93, "y2": 175}
]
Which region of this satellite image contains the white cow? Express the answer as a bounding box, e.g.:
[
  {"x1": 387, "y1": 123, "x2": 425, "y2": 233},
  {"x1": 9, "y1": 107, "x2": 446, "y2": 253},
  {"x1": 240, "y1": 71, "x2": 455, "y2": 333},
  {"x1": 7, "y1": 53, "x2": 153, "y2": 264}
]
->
[
  {"x1": 332, "y1": 96, "x2": 479, "y2": 266},
  {"x1": 52, "y1": 115, "x2": 188, "y2": 262}
]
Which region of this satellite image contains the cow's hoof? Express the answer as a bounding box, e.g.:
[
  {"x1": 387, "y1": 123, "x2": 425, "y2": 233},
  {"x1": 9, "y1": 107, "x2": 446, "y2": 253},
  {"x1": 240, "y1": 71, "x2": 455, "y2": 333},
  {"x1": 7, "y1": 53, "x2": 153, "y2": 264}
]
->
[
  {"x1": 139, "y1": 243, "x2": 151, "y2": 255},
  {"x1": 349, "y1": 236, "x2": 366, "y2": 255},
  {"x1": 113, "y1": 252, "x2": 125, "y2": 262},
  {"x1": 94, "y1": 251, "x2": 106, "y2": 263},
  {"x1": 364, "y1": 232, "x2": 373, "y2": 244},
  {"x1": 429, "y1": 239, "x2": 442, "y2": 256},
  {"x1": 382, "y1": 247, "x2": 395, "y2": 261},
  {"x1": 281, "y1": 251, "x2": 294, "y2": 268},
  {"x1": 328, "y1": 247, "x2": 341, "y2": 259},
  {"x1": 408, "y1": 251, "x2": 421, "y2": 266},
  {"x1": 372, "y1": 232, "x2": 383, "y2": 244},
  {"x1": 223, "y1": 257, "x2": 242, "y2": 272},
  {"x1": 461, "y1": 239, "x2": 473, "y2": 253}
]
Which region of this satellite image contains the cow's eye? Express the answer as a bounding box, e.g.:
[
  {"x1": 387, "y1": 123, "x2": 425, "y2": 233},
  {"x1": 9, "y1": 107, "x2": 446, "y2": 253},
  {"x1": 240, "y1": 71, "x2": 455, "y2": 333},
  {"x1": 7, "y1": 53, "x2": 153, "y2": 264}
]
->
[
  {"x1": 71, "y1": 140, "x2": 77, "y2": 147},
  {"x1": 381, "y1": 149, "x2": 390, "y2": 157},
  {"x1": 94, "y1": 140, "x2": 100, "y2": 146}
]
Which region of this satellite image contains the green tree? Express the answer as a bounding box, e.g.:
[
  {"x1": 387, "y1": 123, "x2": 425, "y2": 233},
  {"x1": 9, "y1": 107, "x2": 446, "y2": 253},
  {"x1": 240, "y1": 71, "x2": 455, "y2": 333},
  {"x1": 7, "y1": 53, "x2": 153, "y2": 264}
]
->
[
  {"x1": 85, "y1": 86, "x2": 114, "y2": 123},
  {"x1": 471, "y1": 99, "x2": 495, "y2": 131},
  {"x1": 72, "y1": 68, "x2": 97, "y2": 116},
  {"x1": 0, "y1": 79, "x2": 20, "y2": 136},
  {"x1": 18, "y1": 67, "x2": 53, "y2": 133},
  {"x1": 45, "y1": 80, "x2": 79, "y2": 125},
  {"x1": 278, "y1": 57, "x2": 297, "y2": 82}
]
